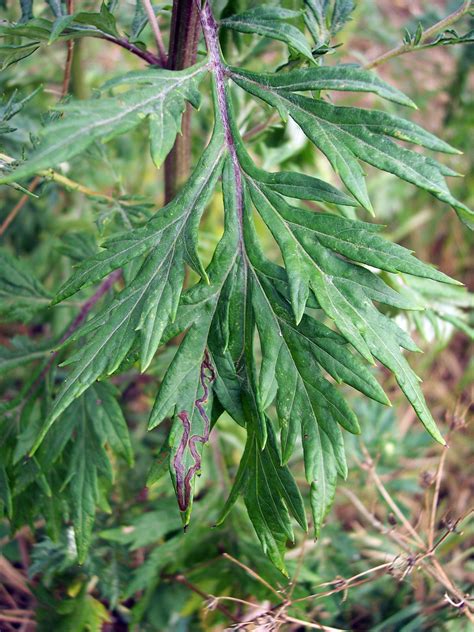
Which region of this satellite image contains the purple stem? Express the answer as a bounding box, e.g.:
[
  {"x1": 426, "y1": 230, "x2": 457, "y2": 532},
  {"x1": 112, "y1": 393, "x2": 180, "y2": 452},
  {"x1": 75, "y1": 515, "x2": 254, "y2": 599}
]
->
[
  {"x1": 172, "y1": 3, "x2": 244, "y2": 513},
  {"x1": 59, "y1": 269, "x2": 122, "y2": 345},
  {"x1": 173, "y1": 350, "x2": 216, "y2": 512},
  {"x1": 174, "y1": 411, "x2": 191, "y2": 510},
  {"x1": 199, "y1": 2, "x2": 244, "y2": 250},
  {"x1": 29, "y1": 270, "x2": 122, "y2": 398},
  {"x1": 102, "y1": 35, "x2": 164, "y2": 66}
]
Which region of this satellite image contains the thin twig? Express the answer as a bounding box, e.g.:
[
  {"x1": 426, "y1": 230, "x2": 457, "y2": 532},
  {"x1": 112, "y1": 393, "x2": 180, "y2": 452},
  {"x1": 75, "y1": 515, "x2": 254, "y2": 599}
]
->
[
  {"x1": 39, "y1": 169, "x2": 135, "y2": 204},
  {"x1": 222, "y1": 552, "x2": 283, "y2": 600},
  {"x1": 0, "y1": 585, "x2": 17, "y2": 610},
  {"x1": 27, "y1": 269, "x2": 122, "y2": 402},
  {"x1": 0, "y1": 176, "x2": 41, "y2": 236},
  {"x1": 213, "y1": 595, "x2": 260, "y2": 608},
  {"x1": 141, "y1": 0, "x2": 167, "y2": 65},
  {"x1": 360, "y1": 444, "x2": 426, "y2": 548},
  {"x1": 0, "y1": 614, "x2": 35, "y2": 625},
  {"x1": 61, "y1": 0, "x2": 75, "y2": 96},
  {"x1": 164, "y1": 574, "x2": 239, "y2": 622},
  {"x1": 291, "y1": 562, "x2": 393, "y2": 605},
  {"x1": 342, "y1": 469, "x2": 474, "y2": 622},
  {"x1": 0, "y1": 611, "x2": 34, "y2": 617},
  {"x1": 365, "y1": 0, "x2": 472, "y2": 69},
  {"x1": 242, "y1": 112, "x2": 281, "y2": 141},
  {"x1": 340, "y1": 487, "x2": 415, "y2": 552},
  {"x1": 287, "y1": 531, "x2": 309, "y2": 601},
  {"x1": 282, "y1": 615, "x2": 346, "y2": 631},
  {"x1": 428, "y1": 446, "x2": 449, "y2": 550},
  {"x1": 0, "y1": 152, "x2": 137, "y2": 218},
  {"x1": 101, "y1": 34, "x2": 163, "y2": 65},
  {"x1": 0, "y1": 557, "x2": 32, "y2": 596},
  {"x1": 426, "y1": 560, "x2": 474, "y2": 622}
]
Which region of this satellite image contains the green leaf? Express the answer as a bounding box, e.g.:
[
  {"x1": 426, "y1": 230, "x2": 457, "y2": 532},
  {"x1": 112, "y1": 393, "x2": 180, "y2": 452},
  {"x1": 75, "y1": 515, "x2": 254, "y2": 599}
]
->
[
  {"x1": 0, "y1": 466, "x2": 12, "y2": 519},
  {"x1": 0, "y1": 19, "x2": 54, "y2": 41},
  {"x1": 148, "y1": 156, "x2": 240, "y2": 520},
  {"x1": 0, "y1": 42, "x2": 39, "y2": 68},
  {"x1": 221, "y1": 6, "x2": 314, "y2": 62},
  {"x1": 398, "y1": 276, "x2": 474, "y2": 344},
  {"x1": 20, "y1": 0, "x2": 34, "y2": 22},
  {"x1": 46, "y1": 0, "x2": 64, "y2": 18},
  {"x1": 55, "y1": 589, "x2": 110, "y2": 632},
  {"x1": 72, "y1": 3, "x2": 120, "y2": 38},
  {"x1": 241, "y1": 425, "x2": 306, "y2": 574},
  {"x1": 230, "y1": 64, "x2": 417, "y2": 109},
  {"x1": 131, "y1": 0, "x2": 148, "y2": 41},
  {"x1": 231, "y1": 69, "x2": 471, "y2": 224},
  {"x1": 234, "y1": 134, "x2": 356, "y2": 206},
  {"x1": 68, "y1": 398, "x2": 111, "y2": 562},
  {"x1": 0, "y1": 62, "x2": 207, "y2": 183},
  {"x1": 424, "y1": 28, "x2": 474, "y2": 48},
  {"x1": 305, "y1": 0, "x2": 355, "y2": 46},
  {"x1": 92, "y1": 382, "x2": 134, "y2": 466},
  {"x1": 0, "y1": 337, "x2": 53, "y2": 375},
  {"x1": 249, "y1": 268, "x2": 350, "y2": 533},
  {"x1": 146, "y1": 441, "x2": 171, "y2": 487},
  {"x1": 13, "y1": 1, "x2": 470, "y2": 573},
  {"x1": 51, "y1": 384, "x2": 133, "y2": 562},
  {"x1": 0, "y1": 249, "x2": 52, "y2": 322},
  {"x1": 249, "y1": 183, "x2": 457, "y2": 286},
  {"x1": 48, "y1": 14, "x2": 75, "y2": 43},
  {"x1": 29, "y1": 129, "x2": 226, "y2": 456},
  {"x1": 99, "y1": 500, "x2": 181, "y2": 549},
  {"x1": 244, "y1": 181, "x2": 446, "y2": 443}
]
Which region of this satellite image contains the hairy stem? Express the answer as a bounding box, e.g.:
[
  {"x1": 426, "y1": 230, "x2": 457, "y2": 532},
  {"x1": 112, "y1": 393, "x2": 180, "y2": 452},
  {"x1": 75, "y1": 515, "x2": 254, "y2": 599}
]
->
[
  {"x1": 164, "y1": 0, "x2": 201, "y2": 202},
  {"x1": 365, "y1": 0, "x2": 472, "y2": 69},
  {"x1": 200, "y1": 2, "x2": 244, "y2": 246}
]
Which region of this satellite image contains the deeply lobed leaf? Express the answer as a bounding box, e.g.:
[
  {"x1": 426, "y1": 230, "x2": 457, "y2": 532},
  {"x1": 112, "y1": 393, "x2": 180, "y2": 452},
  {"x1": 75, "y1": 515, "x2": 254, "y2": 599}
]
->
[{"x1": 3, "y1": 0, "x2": 472, "y2": 573}]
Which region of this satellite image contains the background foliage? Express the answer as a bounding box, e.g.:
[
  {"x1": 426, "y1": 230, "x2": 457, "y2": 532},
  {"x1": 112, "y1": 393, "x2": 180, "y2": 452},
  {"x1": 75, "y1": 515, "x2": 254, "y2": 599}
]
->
[{"x1": 0, "y1": 0, "x2": 473, "y2": 630}]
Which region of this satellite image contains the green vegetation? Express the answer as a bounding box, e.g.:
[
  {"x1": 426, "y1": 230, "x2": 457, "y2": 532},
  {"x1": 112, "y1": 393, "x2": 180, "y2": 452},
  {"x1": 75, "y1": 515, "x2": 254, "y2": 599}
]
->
[{"x1": 0, "y1": 1, "x2": 472, "y2": 629}]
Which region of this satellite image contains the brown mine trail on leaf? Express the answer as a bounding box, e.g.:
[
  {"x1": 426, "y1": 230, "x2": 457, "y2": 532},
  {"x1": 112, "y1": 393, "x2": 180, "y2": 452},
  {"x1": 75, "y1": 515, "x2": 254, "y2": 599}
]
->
[{"x1": 173, "y1": 350, "x2": 216, "y2": 512}]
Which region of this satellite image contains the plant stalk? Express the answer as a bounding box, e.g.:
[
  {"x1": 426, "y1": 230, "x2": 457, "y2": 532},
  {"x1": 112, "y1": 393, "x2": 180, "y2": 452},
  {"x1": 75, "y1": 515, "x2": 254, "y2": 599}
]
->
[
  {"x1": 200, "y1": 2, "x2": 244, "y2": 248},
  {"x1": 365, "y1": 0, "x2": 472, "y2": 69},
  {"x1": 141, "y1": 0, "x2": 168, "y2": 64},
  {"x1": 164, "y1": 0, "x2": 201, "y2": 203}
]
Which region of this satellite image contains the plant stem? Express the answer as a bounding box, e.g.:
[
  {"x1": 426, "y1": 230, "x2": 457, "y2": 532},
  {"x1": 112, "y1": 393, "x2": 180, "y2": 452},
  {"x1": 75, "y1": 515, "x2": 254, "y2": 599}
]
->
[
  {"x1": 200, "y1": 2, "x2": 244, "y2": 246},
  {"x1": 365, "y1": 0, "x2": 472, "y2": 69},
  {"x1": 141, "y1": 0, "x2": 167, "y2": 65},
  {"x1": 0, "y1": 153, "x2": 134, "y2": 207},
  {"x1": 70, "y1": 39, "x2": 87, "y2": 99},
  {"x1": 0, "y1": 176, "x2": 41, "y2": 236},
  {"x1": 59, "y1": 270, "x2": 123, "y2": 345},
  {"x1": 163, "y1": 574, "x2": 239, "y2": 622},
  {"x1": 26, "y1": 270, "x2": 122, "y2": 406},
  {"x1": 61, "y1": 0, "x2": 75, "y2": 96},
  {"x1": 164, "y1": 0, "x2": 201, "y2": 203},
  {"x1": 428, "y1": 445, "x2": 448, "y2": 550},
  {"x1": 102, "y1": 34, "x2": 163, "y2": 66}
]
